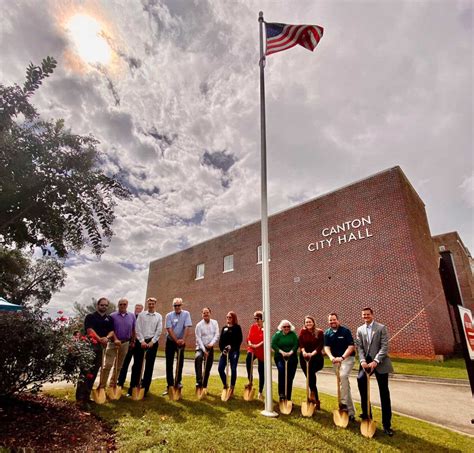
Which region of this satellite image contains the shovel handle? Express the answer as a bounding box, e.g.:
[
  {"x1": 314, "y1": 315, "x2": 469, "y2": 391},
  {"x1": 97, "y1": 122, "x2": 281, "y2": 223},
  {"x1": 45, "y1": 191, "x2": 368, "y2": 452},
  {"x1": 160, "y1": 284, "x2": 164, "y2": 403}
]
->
[
  {"x1": 365, "y1": 369, "x2": 372, "y2": 419},
  {"x1": 138, "y1": 349, "x2": 147, "y2": 389},
  {"x1": 174, "y1": 347, "x2": 182, "y2": 386}
]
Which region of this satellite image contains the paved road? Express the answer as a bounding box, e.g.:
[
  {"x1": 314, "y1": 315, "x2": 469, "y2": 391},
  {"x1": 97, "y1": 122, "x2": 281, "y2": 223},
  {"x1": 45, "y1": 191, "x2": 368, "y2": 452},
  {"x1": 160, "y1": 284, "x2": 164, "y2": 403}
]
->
[{"x1": 45, "y1": 359, "x2": 474, "y2": 436}]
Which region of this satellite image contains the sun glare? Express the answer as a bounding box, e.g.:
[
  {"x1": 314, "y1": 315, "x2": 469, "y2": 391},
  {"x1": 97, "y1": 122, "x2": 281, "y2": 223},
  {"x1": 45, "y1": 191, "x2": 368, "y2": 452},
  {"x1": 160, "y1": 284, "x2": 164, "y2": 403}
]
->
[{"x1": 66, "y1": 14, "x2": 112, "y2": 65}]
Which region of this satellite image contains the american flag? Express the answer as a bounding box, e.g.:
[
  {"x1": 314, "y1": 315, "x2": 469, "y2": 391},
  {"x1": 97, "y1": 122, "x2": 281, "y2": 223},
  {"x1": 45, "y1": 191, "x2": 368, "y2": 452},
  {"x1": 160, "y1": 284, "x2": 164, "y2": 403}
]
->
[{"x1": 265, "y1": 22, "x2": 324, "y2": 56}]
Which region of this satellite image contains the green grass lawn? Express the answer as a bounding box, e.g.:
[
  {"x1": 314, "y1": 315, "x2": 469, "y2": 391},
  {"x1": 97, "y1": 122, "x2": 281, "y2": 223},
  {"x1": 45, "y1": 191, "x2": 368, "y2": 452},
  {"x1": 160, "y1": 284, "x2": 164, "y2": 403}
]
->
[
  {"x1": 157, "y1": 351, "x2": 469, "y2": 380},
  {"x1": 49, "y1": 376, "x2": 471, "y2": 452},
  {"x1": 389, "y1": 357, "x2": 468, "y2": 380}
]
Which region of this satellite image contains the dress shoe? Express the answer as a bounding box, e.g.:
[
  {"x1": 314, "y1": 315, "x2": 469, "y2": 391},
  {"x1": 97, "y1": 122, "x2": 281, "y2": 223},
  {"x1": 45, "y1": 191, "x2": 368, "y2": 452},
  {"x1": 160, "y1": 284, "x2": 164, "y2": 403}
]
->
[{"x1": 383, "y1": 428, "x2": 394, "y2": 437}]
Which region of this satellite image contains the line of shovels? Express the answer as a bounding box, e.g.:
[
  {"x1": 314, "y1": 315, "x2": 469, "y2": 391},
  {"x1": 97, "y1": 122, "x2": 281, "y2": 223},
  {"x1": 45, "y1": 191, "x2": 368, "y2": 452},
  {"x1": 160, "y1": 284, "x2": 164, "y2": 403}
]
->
[
  {"x1": 92, "y1": 347, "x2": 148, "y2": 403},
  {"x1": 332, "y1": 366, "x2": 376, "y2": 438},
  {"x1": 91, "y1": 349, "x2": 377, "y2": 437}
]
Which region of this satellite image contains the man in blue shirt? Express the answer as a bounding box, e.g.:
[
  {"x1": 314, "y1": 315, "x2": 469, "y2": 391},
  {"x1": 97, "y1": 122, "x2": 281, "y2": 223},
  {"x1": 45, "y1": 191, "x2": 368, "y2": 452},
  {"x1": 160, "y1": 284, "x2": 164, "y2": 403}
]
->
[
  {"x1": 324, "y1": 312, "x2": 356, "y2": 421},
  {"x1": 164, "y1": 298, "x2": 192, "y2": 393}
]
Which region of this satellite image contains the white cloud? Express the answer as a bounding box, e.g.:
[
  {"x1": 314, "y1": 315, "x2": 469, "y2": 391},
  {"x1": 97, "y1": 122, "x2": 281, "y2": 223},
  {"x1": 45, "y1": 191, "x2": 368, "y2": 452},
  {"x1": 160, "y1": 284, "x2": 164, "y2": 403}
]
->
[{"x1": 1, "y1": 0, "x2": 472, "y2": 311}]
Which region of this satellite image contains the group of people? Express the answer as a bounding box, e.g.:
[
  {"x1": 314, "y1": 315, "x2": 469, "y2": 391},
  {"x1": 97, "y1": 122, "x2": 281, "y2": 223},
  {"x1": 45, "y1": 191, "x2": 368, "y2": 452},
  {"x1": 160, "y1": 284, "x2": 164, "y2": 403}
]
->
[{"x1": 76, "y1": 297, "x2": 393, "y2": 437}]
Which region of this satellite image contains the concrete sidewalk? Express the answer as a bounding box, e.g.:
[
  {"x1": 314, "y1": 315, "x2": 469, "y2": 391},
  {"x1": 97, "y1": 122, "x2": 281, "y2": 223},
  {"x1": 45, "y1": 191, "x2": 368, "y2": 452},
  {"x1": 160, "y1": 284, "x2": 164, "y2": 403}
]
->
[{"x1": 45, "y1": 358, "x2": 474, "y2": 436}]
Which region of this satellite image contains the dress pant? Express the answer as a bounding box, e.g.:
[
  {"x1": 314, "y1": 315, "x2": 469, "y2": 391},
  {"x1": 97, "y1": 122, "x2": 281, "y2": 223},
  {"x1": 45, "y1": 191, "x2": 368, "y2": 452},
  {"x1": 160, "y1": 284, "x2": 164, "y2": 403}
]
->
[
  {"x1": 75, "y1": 344, "x2": 103, "y2": 401},
  {"x1": 99, "y1": 341, "x2": 130, "y2": 387},
  {"x1": 246, "y1": 352, "x2": 264, "y2": 393},
  {"x1": 218, "y1": 350, "x2": 240, "y2": 388},
  {"x1": 117, "y1": 341, "x2": 136, "y2": 387},
  {"x1": 165, "y1": 338, "x2": 185, "y2": 387},
  {"x1": 357, "y1": 368, "x2": 392, "y2": 429},
  {"x1": 331, "y1": 357, "x2": 356, "y2": 416},
  {"x1": 129, "y1": 339, "x2": 158, "y2": 394},
  {"x1": 274, "y1": 354, "x2": 298, "y2": 400},
  {"x1": 194, "y1": 348, "x2": 214, "y2": 388},
  {"x1": 299, "y1": 353, "x2": 324, "y2": 400}
]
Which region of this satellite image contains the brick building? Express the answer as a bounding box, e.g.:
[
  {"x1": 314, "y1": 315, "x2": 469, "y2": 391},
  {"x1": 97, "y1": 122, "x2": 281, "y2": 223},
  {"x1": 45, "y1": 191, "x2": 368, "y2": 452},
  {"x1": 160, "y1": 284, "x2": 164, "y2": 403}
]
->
[{"x1": 146, "y1": 166, "x2": 472, "y2": 358}]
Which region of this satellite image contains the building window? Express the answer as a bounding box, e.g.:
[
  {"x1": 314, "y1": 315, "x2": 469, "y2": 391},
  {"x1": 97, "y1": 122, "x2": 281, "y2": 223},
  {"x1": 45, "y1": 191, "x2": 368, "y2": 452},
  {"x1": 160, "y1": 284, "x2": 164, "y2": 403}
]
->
[
  {"x1": 257, "y1": 244, "x2": 271, "y2": 264},
  {"x1": 195, "y1": 263, "x2": 205, "y2": 280},
  {"x1": 223, "y1": 254, "x2": 234, "y2": 273}
]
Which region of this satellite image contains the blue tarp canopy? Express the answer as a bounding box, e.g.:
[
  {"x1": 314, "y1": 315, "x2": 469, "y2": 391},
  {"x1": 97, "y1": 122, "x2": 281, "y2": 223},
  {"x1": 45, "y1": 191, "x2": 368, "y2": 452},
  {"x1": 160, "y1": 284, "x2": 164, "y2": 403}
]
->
[{"x1": 0, "y1": 297, "x2": 23, "y2": 312}]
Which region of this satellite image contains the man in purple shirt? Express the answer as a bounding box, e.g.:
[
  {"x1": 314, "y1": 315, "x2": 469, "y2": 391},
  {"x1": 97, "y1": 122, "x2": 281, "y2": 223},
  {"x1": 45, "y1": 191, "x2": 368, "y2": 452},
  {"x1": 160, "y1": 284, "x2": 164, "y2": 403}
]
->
[{"x1": 100, "y1": 298, "x2": 136, "y2": 389}]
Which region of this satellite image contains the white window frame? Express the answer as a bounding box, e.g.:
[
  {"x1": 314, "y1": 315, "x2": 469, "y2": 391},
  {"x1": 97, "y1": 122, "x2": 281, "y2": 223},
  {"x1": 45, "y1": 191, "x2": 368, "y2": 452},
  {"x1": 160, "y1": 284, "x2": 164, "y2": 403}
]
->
[
  {"x1": 223, "y1": 254, "x2": 234, "y2": 273},
  {"x1": 257, "y1": 244, "x2": 271, "y2": 264},
  {"x1": 195, "y1": 263, "x2": 205, "y2": 280}
]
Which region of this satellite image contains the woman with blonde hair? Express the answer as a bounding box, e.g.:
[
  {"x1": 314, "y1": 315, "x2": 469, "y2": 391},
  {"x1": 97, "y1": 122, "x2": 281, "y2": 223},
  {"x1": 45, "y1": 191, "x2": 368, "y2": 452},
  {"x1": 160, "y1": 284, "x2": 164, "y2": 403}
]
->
[{"x1": 271, "y1": 319, "x2": 298, "y2": 402}]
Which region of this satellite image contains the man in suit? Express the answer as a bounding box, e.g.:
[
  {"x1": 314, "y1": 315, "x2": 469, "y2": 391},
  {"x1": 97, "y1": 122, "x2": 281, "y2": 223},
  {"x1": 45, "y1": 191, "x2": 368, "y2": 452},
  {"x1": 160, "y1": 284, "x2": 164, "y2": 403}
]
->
[{"x1": 356, "y1": 307, "x2": 394, "y2": 436}]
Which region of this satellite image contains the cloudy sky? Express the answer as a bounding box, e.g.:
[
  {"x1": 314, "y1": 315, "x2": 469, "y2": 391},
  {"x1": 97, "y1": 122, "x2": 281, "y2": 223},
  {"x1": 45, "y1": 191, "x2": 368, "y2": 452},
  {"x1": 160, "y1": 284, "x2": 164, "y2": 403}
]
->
[{"x1": 1, "y1": 0, "x2": 472, "y2": 314}]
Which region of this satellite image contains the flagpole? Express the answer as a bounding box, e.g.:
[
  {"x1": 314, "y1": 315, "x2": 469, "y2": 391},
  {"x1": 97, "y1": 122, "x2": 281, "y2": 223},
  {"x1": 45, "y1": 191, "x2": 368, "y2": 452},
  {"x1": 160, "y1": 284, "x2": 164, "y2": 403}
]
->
[{"x1": 259, "y1": 11, "x2": 278, "y2": 418}]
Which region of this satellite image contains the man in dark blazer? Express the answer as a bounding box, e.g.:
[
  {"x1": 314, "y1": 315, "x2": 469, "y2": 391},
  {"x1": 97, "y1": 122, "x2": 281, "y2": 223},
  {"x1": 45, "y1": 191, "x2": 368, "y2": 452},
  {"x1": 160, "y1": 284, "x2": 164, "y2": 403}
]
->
[{"x1": 356, "y1": 307, "x2": 394, "y2": 436}]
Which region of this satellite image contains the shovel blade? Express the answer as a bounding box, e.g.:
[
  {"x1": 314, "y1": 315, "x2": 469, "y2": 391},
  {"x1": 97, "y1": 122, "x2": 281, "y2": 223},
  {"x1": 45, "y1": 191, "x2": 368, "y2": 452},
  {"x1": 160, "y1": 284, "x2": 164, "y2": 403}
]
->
[
  {"x1": 171, "y1": 387, "x2": 182, "y2": 401},
  {"x1": 196, "y1": 387, "x2": 204, "y2": 400},
  {"x1": 92, "y1": 388, "x2": 106, "y2": 405},
  {"x1": 107, "y1": 386, "x2": 122, "y2": 401},
  {"x1": 301, "y1": 401, "x2": 315, "y2": 417},
  {"x1": 279, "y1": 399, "x2": 293, "y2": 415},
  {"x1": 168, "y1": 386, "x2": 176, "y2": 401},
  {"x1": 243, "y1": 384, "x2": 255, "y2": 401},
  {"x1": 332, "y1": 409, "x2": 349, "y2": 428},
  {"x1": 221, "y1": 388, "x2": 233, "y2": 402},
  {"x1": 131, "y1": 387, "x2": 144, "y2": 401},
  {"x1": 360, "y1": 419, "x2": 377, "y2": 438}
]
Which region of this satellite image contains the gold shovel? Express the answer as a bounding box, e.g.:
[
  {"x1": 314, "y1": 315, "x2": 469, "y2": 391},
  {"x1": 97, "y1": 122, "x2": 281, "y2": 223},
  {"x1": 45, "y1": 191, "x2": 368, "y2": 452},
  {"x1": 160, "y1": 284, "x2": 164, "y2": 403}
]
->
[
  {"x1": 92, "y1": 346, "x2": 107, "y2": 404},
  {"x1": 279, "y1": 357, "x2": 292, "y2": 415},
  {"x1": 221, "y1": 351, "x2": 233, "y2": 402},
  {"x1": 196, "y1": 351, "x2": 207, "y2": 400},
  {"x1": 169, "y1": 347, "x2": 183, "y2": 401},
  {"x1": 243, "y1": 353, "x2": 255, "y2": 401},
  {"x1": 360, "y1": 370, "x2": 377, "y2": 438},
  {"x1": 131, "y1": 349, "x2": 147, "y2": 401},
  {"x1": 332, "y1": 364, "x2": 349, "y2": 428},
  {"x1": 107, "y1": 347, "x2": 122, "y2": 400},
  {"x1": 301, "y1": 358, "x2": 315, "y2": 417}
]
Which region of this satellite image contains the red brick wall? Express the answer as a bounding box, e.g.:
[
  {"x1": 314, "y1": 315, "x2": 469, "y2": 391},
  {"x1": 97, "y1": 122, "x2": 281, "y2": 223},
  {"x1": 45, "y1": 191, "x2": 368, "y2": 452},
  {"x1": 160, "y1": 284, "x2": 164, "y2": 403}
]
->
[
  {"x1": 147, "y1": 167, "x2": 456, "y2": 358},
  {"x1": 398, "y1": 172, "x2": 455, "y2": 356},
  {"x1": 432, "y1": 232, "x2": 474, "y2": 312}
]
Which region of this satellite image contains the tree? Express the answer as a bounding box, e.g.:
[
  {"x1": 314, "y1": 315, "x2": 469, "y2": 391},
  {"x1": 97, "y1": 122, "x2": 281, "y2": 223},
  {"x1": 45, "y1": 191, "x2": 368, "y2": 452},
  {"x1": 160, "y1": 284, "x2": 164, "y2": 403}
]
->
[
  {"x1": 0, "y1": 310, "x2": 95, "y2": 400},
  {"x1": 0, "y1": 246, "x2": 66, "y2": 308},
  {"x1": 72, "y1": 298, "x2": 116, "y2": 318},
  {"x1": 0, "y1": 57, "x2": 130, "y2": 257}
]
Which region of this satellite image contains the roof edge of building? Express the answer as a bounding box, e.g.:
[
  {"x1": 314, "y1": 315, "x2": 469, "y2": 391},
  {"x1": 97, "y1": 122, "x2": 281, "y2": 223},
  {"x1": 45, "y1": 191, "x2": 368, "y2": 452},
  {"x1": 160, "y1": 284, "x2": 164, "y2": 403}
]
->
[{"x1": 432, "y1": 231, "x2": 472, "y2": 258}]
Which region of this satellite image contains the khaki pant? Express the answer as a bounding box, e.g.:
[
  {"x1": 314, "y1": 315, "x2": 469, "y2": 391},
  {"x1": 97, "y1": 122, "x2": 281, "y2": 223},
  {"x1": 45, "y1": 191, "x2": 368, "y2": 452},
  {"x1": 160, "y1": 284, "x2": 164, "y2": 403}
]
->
[
  {"x1": 332, "y1": 357, "x2": 356, "y2": 416},
  {"x1": 99, "y1": 341, "x2": 130, "y2": 388}
]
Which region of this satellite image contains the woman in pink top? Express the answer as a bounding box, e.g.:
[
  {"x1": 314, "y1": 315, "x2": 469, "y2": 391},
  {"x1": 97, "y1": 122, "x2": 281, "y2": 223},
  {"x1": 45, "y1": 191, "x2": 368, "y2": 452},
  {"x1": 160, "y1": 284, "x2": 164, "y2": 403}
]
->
[
  {"x1": 246, "y1": 310, "x2": 264, "y2": 399},
  {"x1": 298, "y1": 315, "x2": 324, "y2": 409}
]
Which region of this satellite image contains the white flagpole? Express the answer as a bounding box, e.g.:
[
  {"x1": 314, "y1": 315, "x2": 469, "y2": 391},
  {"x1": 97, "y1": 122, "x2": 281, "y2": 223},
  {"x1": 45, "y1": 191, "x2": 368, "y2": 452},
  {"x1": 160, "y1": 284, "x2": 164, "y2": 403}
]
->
[{"x1": 259, "y1": 11, "x2": 278, "y2": 418}]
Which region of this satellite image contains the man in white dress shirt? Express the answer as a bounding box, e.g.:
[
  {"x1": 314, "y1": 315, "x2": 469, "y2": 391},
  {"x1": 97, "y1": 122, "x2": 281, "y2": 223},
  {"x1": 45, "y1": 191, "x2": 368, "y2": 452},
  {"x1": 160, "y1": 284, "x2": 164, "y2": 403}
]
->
[
  {"x1": 128, "y1": 297, "x2": 162, "y2": 397},
  {"x1": 194, "y1": 307, "x2": 219, "y2": 390}
]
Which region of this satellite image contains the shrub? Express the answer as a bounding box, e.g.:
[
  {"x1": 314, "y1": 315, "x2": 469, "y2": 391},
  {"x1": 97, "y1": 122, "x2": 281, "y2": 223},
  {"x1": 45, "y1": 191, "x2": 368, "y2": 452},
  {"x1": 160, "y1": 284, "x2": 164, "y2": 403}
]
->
[{"x1": 0, "y1": 310, "x2": 94, "y2": 399}]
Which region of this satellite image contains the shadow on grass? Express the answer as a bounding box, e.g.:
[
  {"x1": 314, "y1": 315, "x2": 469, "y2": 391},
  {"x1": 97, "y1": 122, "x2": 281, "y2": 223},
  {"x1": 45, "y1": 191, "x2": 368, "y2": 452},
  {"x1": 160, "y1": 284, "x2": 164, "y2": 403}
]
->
[
  {"x1": 276, "y1": 402, "x2": 463, "y2": 453},
  {"x1": 48, "y1": 377, "x2": 469, "y2": 452}
]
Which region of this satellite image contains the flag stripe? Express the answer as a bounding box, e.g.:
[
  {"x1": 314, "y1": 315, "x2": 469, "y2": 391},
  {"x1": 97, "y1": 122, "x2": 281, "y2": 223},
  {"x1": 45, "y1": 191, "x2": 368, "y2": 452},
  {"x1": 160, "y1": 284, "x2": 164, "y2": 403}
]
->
[{"x1": 265, "y1": 22, "x2": 323, "y2": 56}]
